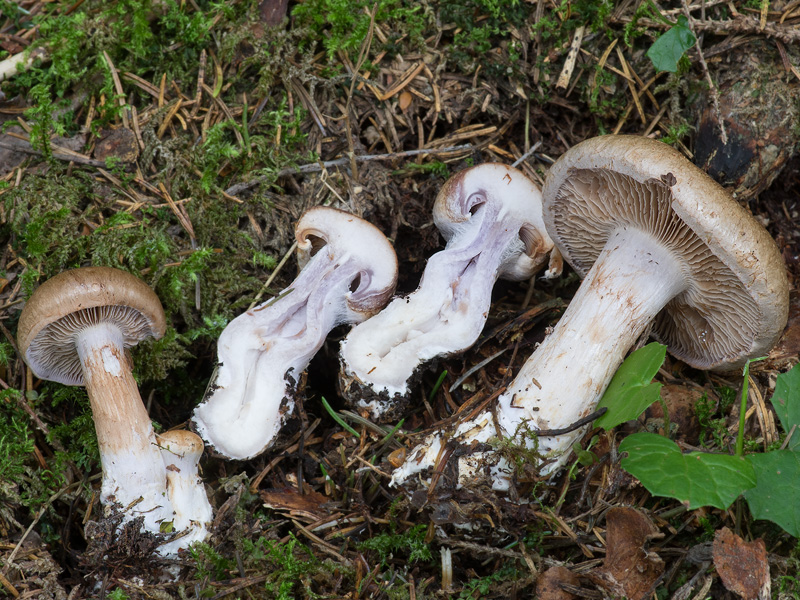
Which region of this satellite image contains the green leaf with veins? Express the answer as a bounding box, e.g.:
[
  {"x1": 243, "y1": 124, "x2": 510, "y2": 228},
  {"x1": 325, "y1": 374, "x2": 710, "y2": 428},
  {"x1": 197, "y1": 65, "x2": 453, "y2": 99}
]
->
[
  {"x1": 646, "y1": 15, "x2": 696, "y2": 73},
  {"x1": 595, "y1": 342, "x2": 666, "y2": 430},
  {"x1": 619, "y1": 432, "x2": 756, "y2": 509},
  {"x1": 769, "y1": 363, "x2": 800, "y2": 450},
  {"x1": 745, "y1": 450, "x2": 800, "y2": 537}
]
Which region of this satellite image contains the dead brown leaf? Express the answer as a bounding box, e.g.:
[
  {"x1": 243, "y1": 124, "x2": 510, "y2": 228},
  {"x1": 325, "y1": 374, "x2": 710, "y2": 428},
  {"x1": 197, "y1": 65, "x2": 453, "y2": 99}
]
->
[
  {"x1": 587, "y1": 507, "x2": 664, "y2": 600},
  {"x1": 535, "y1": 566, "x2": 580, "y2": 600},
  {"x1": 645, "y1": 384, "x2": 713, "y2": 444},
  {"x1": 93, "y1": 127, "x2": 139, "y2": 163},
  {"x1": 712, "y1": 527, "x2": 770, "y2": 600},
  {"x1": 260, "y1": 487, "x2": 331, "y2": 521}
]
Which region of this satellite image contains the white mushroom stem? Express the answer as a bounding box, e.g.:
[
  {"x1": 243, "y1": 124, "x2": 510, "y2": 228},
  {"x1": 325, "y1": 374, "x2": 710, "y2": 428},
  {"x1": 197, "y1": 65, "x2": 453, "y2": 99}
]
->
[
  {"x1": 156, "y1": 432, "x2": 212, "y2": 556},
  {"x1": 340, "y1": 163, "x2": 554, "y2": 419},
  {"x1": 393, "y1": 226, "x2": 687, "y2": 489},
  {"x1": 75, "y1": 321, "x2": 167, "y2": 532}
]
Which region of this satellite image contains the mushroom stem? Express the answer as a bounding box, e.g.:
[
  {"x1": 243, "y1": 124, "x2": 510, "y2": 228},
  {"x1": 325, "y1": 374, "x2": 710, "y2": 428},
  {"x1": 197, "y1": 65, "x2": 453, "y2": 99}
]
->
[
  {"x1": 393, "y1": 226, "x2": 687, "y2": 488},
  {"x1": 496, "y1": 226, "x2": 686, "y2": 453},
  {"x1": 156, "y1": 431, "x2": 212, "y2": 555},
  {"x1": 193, "y1": 243, "x2": 376, "y2": 459},
  {"x1": 339, "y1": 163, "x2": 554, "y2": 421},
  {"x1": 75, "y1": 322, "x2": 166, "y2": 527}
]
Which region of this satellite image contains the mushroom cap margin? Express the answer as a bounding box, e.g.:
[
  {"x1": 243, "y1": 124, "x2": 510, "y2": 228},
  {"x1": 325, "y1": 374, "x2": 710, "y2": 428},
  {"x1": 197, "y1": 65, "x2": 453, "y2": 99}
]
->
[
  {"x1": 432, "y1": 163, "x2": 549, "y2": 242},
  {"x1": 542, "y1": 135, "x2": 789, "y2": 371}
]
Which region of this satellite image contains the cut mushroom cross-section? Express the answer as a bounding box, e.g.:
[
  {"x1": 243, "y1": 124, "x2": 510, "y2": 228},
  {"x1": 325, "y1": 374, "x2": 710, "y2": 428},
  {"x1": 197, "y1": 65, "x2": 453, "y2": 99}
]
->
[
  {"x1": 391, "y1": 135, "x2": 789, "y2": 491},
  {"x1": 339, "y1": 164, "x2": 557, "y2": 422},
  {"x1": 17, "y1": 266, "x2": 212, "y2": 555},
  {"x1": 192, "y1": 206, "x2": 398, "y2": 460}
]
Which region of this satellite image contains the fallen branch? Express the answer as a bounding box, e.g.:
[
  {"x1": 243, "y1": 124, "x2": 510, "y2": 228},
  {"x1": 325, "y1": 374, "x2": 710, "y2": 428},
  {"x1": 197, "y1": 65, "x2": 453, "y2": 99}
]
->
[
  {"x1": 0, "y1": 138, "x2": 109, "y2": 167},
  {"x1": 612, "y1": 13, "x2": 800, "y2": 45},
  {"x1": 224, "y1": 144, "x2": 473, "y2": 197}
]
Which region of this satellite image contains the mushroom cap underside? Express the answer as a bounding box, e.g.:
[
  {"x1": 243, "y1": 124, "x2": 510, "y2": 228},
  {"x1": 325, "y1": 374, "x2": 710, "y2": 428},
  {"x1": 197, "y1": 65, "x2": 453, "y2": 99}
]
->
[
  {"x1": 17, "y1": 266, "x2": 166, "y2": 385},
  {"x1": 542, "y1": 135, "x2": 789, "y2": 371}
]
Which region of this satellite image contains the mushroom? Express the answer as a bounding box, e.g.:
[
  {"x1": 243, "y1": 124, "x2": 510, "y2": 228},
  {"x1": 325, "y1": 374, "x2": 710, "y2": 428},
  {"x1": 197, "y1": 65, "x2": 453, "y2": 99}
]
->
[
  {"x1": 156, "y1": 430, "x2": 213, "y2": 555},
  {"x1": 191, "y1": 206, "x2": 398, "y2": 460},
  {"x1": 339, "y1": 163, "x2": 558, "y2": 422},
  {"x1": 17, "y1": 266, "x2": 211, "y2": 553},
  {"x1": 392, "y1": 135, "x2": 789, "y2": 490}
]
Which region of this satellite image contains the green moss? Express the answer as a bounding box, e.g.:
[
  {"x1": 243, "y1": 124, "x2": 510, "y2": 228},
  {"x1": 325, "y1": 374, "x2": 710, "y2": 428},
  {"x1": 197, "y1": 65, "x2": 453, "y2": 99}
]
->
[
  {"x1": 357, "y1": 523, "x2": 433, "y2": 567},
  {"x1": 191, "y1": 534, "x2": 332, "y2": 600},
  {"x1": 458, "y1": 564, "x2": 524, "y2": 599},
  {"x1": 292, "y1": 0, "x2": 427, "y2": 59},
  {"x1": 0, "y1": 390, "x2": 36, "y2": 483}
]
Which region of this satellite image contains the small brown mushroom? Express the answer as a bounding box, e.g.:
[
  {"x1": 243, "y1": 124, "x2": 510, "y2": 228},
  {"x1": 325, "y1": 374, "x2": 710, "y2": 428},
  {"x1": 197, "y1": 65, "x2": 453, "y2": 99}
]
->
[{"x1": 18, "y1": 267, "x2": 210, "y2": 553}]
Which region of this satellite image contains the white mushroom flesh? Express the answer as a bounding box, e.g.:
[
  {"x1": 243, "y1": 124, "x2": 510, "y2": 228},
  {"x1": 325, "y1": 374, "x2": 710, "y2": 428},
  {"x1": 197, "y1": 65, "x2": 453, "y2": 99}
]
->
[
  {"x1": 193, "y1": 208, "x2": 397, "y2": 460},
  {"x1": 156, "y1": 433, "x2": 213, "y2": 556},
  {"x1": 340, "y1": 164, "x2": 553, "y2": 419}
]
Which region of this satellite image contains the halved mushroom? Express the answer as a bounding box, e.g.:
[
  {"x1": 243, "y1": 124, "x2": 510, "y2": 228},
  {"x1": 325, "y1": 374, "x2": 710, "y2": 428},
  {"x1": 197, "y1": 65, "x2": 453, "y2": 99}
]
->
[
  {"x1": 17, "y1": 267, "x2": 211, "y2": 554},
  {"x1": 192, "y1": 207, "x2": 398, "y2": 460},
  {"x1": 339, "y1": 164, "x2": 558, "y2": 422},
  {"x1": 392, "y1": 135, "x2": 789, "y2": 490}
]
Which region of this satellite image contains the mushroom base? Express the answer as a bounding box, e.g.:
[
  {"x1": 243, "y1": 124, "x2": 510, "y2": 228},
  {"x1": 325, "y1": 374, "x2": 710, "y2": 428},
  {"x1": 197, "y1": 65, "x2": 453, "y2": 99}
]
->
[
  {"x1": 338, "y1": 356, "x2": 439, "y2": 424},
  {"x1": 76, "y1": 322, "x2": 210, "y2": 555}
]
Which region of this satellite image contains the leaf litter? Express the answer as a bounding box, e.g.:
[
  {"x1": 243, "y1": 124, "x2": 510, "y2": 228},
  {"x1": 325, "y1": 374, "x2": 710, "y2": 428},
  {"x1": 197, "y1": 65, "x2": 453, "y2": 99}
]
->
[{"x1": 0, "y1": 0, "x2": 799, "y2": 598}]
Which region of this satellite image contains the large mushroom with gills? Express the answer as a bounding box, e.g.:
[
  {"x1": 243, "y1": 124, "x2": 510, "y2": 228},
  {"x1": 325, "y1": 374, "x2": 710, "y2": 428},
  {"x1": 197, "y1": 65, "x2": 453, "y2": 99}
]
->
[
  {"x1": 391, "y1": 135, "x2": 790, "y2": 491},
  {"x1": 17, "y1": 267, "x2": 211, "y2": 554},
  {"x1": 339, "y1": 163, "x2": 558, "y2": 422},
  {"x1": 192, "y1": 206, "x2": 398, "y2": 460}
]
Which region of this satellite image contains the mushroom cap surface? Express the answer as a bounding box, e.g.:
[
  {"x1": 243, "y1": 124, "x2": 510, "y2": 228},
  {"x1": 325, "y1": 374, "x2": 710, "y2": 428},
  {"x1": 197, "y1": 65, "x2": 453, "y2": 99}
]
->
[
  {"x1": 542, "y1": 135, "x2": 789, "y2": 371},
  {"x1": 157, "y1": 429, "x2": 205, "y2": 459},
  {"x1": 18, "y1": 266, "x2": 167, "y2": 385},
  {"x1": 296, "y1": 206, "x2": 398, "y2": 317}
]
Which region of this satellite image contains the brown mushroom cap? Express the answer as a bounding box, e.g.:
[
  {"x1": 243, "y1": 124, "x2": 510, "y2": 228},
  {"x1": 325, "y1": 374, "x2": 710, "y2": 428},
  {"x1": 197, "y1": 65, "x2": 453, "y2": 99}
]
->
[
  {"x1": 17, "y1": 266, "x2": 166, "y2": 386},
  {"x1": 542, "y1": 135, "x2": 789, "y2": 371},
  {"x1": 157, "y1": 429, "x2": 205, "y2": 458}
]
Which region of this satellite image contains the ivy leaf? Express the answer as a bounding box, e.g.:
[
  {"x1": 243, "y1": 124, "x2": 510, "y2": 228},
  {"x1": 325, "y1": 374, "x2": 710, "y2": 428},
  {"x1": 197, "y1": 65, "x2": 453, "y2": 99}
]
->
[
  {"x1": 594, "y1": 343, "x2": 666, "y2": 430},
  {"x1": 620, "y1": 432, "x2": 756, "y2": 510},
  {"x1": 646, "y1": 15, "x2": 696, "y2": 72},
  {"x1": 769, "y1": 363, "x2": 800, "y2": 450},
  {"x1": 745, "y1": 450, "x2": 800, "y2": 537}
]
